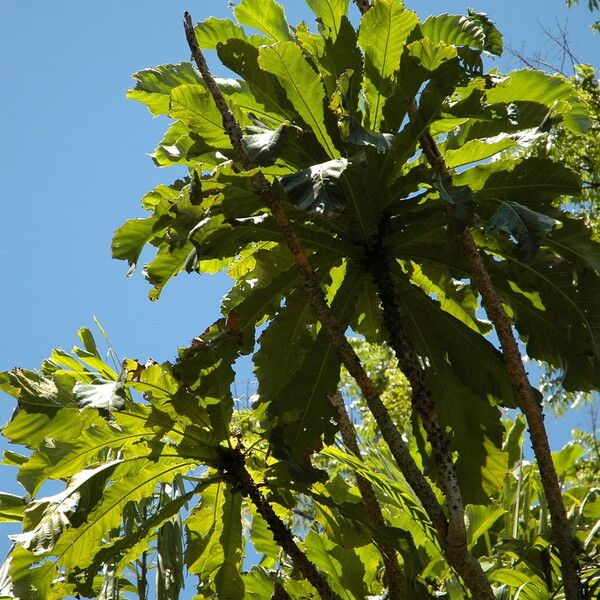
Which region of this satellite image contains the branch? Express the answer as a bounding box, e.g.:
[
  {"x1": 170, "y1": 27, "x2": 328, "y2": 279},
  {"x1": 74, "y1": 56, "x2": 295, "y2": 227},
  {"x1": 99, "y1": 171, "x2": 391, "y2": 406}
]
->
[
  {"x1": 353, "y1": 0, "x2": 371, "y2": 15},
  {"x1": 456, "y1": 232, "x2": 583, "y2": 599},
  {"x1": 410, "y1": 100, "x2": 584, "y2": 600},
  {"x1": 368, "y1": 219, "x2": 495, "y2": 600},
  {"x1": 272, "y1": 579, "x2": 292, "y2": 600},
  {"x1": 182, "y1": 10, "x2": 448, "y2": 544},
  {"x1": 330, "y1": 392, "x2": 406, "y2": 598},
  {"x1": 219, "y1": 447, "x2": 341, "y2": 600}
]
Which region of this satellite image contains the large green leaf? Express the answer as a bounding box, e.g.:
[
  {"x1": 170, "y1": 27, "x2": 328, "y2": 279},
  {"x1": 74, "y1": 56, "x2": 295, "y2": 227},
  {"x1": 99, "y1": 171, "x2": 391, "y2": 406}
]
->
[
  {"x1": 144, "y1": 241, "x2": 195, "y2": 301},
  {"x1": 186, "y1": 483, "x2": 244, "y2": 599},
  {"x1": 485, "y1": 69, "x2": 592, "y2": 134},
  {"x1": 420, "y1": 14, "x2": 481, "y2": 47},
  {"x1": 11, "y1": 460, "x2": 121, "y2": 555},
  {"x1": 307, "y1": 16, "x2": 363, "y2": 106},
  {"x1": 267, "y1": 265, "x2": 362, "y2": 461},
  {"x1": 281, "y1": 158, "x2": 348, "y2": 215},
  {"x1": 217, "y1": 39, "x2": 296, "y2": 123},
  {"x1": 306, "y1": 0, "x2": 349, "y2": 38},
  {"x1": 169, "y1": 84, "x2": 240, "y2": 152},
  {"x1": 358, "y1": 0, "x2": 419, "y2": 130},
  {"x1": 455, "y1": 157, "x2": 581, "y2": 213},
  {"x1": 193, "y1": 17, "x2": 258, "y2": 50},
  {"x1": 303, "y1": 531, "x2": 359, "y2": 600},
  {"x1": 127, "y1": 63, "x2": 201, "y2": 116},
  {"x1": 544, "y1": 215, "x2": 600, "y2": 274},
  {"x1": 0, "y1": 494, "x2": 26, "y2": 523},
  {"x1": 234, "y1": 0, "x2": 291, "y2": 43},
  {"x1": 213, "y1": 487, "x2": 244, "y2": 599},
  {"x1": 483, "y1": 243, "x2": 600, "y2": 392},
  {"x1": 259, "y1": 42, "x2": 340, "y2": 157}
]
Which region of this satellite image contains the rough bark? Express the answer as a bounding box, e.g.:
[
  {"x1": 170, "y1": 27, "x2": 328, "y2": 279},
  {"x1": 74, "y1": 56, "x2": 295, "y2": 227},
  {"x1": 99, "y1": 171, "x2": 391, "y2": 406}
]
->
[
  {"x1": 457, "y1": 232, "x2": 583, "y2": 600},
  {"x1": 369, "y1": 225, "x2": 495, "y2": 600},
  {"x1": 330, "y1": 393, "x2": 406, "y2": 600},
  {"x1": 219, "y1": 447, "x2": 341, "y2": 600},
  {"x1": 354, "y1": 2, "x2": 495, "y2": 597},
  {"x1": 409, "y1": 88, "x2": 583, "y2": 600}
]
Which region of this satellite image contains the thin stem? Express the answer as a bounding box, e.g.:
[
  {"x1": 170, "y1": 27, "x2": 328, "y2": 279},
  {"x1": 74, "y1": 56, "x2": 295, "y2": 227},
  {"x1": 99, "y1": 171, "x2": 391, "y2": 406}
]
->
[
  {"x1": 330, "y1": 392, "x2": 406, "y2": 599},
  {"x1": 219, "y1": 447, "x2": 341, "y2": 600},
  {"x1": 182, "y1": 8, "x2": 447, "y2": 543}
]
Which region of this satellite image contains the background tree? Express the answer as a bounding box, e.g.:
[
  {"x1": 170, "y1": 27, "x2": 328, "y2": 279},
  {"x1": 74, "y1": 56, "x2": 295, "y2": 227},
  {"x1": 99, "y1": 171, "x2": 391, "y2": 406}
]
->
[{"x1": 0, "y1": 1, "x2": 599, "y2": 598}]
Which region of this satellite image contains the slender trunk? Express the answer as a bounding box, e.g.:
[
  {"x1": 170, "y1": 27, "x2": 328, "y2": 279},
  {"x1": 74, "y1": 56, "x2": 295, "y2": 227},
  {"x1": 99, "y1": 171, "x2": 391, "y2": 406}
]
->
[
  {"x1": 182, "y1": 9, "x2": 447, "y2": 543},
  {"x1": 407, "y1": 65, "x2": 582, "y2": 596},
  {"x1": 219, "y1": 447, "x2": 341, "y2": 600},
  {"x1": 457, "y1": 232, "x2": 583, "y2": 599},
  {"x1": 369, "y1": 228, "x2": 495, "y2": 600},
  {"x1": 330, "y1": 393, "x2": 406, "y2": 600}
]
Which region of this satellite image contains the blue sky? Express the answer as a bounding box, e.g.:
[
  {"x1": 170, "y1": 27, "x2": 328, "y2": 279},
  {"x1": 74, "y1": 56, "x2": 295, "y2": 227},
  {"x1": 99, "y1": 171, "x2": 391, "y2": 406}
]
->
[{"x1": 0, "y1": 0, "x2": 598, "y2": 588}]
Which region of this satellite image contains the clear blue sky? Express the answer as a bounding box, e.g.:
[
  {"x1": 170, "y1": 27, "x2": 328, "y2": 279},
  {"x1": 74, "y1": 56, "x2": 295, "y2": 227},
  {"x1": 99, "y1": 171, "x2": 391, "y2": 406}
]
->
[{"x1": 0, "y1": 0, "x2": 598, "y2": 585}]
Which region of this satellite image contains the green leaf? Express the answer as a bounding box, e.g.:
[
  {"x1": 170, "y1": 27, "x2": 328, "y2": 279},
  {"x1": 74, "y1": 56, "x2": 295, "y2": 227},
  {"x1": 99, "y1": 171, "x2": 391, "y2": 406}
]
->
[
  {"x1": 193, "y1": 17, "x2": 252, "y2": 50},
  {"x1": 173, "y1": 319, "x2": 238, "y2": 440},
  {"x1": 144, "y1": 241, "x2": 195, "y2": 301},
  {"x1": 392, "y1": 274, "x2": 510, "y2": 502},
  {"x1": 242, "y1": 118, "x2": 310, "y2": 169},
  {"x1": 214, "y1": 488, "x2": 244, "y2": 600},
  {"x1": 281, "y1": 158, "x2": 348, "y2": 215},
  {"x1": 306, "y1": 0, "x2": 349, "y2": 38},
  {"x1": 127, "y1": 63, "x2": 201, "y2": 116},
  {"x1": 49, "y1": 458, "x2": 196, "y2": 579},
  {"x1": 11, "y1": 460, "x2": 122, "y2": 556},
  {"x1": 186, "y1": 483, "x2": 244, "y2": 599},
  {"x1": 267, "y1": 265, "x2": 362, "y2": 461},
  {"x1": 407, "y1": 38, "x2": 458, "y2": 73},
  {"x1": 157, "y1": 517, "x2": 184, "y2": 600},
  {"x1": 0, "y1": 494, "x2": 27, "y2": 523},
  {"x1": 234, "y1": 0, "x2": 291, "y2": 42},
  {"x1": 483, "y1": 246, "x2": 600, "y2": 392},
  {"x1": 344, "y1": 120, "x2": 394, "y2": 150},
  {"x1": 444, "y1": 135, "x2": 518, "y2": 169},
  {"x1": 111, "y1": 217, "x2": 157, "y2": 275},
  {"x1": 420, "y1": 14, "x2": 488, "y2": 53},
  {"x1": 485, "y1": 201, "x2": 561, "y2": 262},
  {"x1": 259, "y1": 42, "x2": 340, "y2": 157},
  {"x1": 358, "y1": 0, "x2": 419, "y2": 129},
  {"x1": 456, "y1": 157, "x2": 582, "y2": 211},
  {"x1": 485, "y1": 70, "x2": 592, "y2": 134},
  {"x1": 466, "y1": 504, "x2": 506, "y2": 547},
  {"x1": 217, "y1": 39, "x2": 296, "y2": 124},
  {"x1": 309, "y1": 16, "x2": 363, "y2": 105},
  {"x1": 467, "y1": 9, "x2": 503, "y2": 56},
  {"x1": 544, "y1": 216, "x2": 600, "y2": 273},
  {"x1": 169, "y1": 84, "x2": 239, "y2": 152},
  {"x1": 303, "y1": 531, "x2": 357, "y2": 600}
]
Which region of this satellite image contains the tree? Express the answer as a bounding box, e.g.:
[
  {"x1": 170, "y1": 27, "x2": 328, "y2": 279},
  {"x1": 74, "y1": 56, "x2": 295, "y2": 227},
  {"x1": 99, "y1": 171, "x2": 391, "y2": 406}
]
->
[{"x1": 1, "y1": 0, "x2": 599, "y2": 598}]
